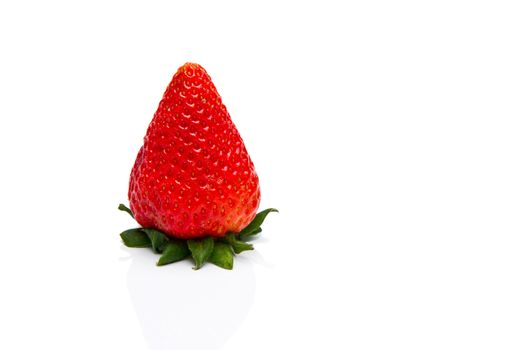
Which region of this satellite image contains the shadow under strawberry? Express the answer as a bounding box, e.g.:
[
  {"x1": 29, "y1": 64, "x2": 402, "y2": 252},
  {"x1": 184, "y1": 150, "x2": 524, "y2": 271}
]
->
[
  {"x1": 126, "y1": 244, "x2": 256, "y2": 350},
  {"x1": 118, "y1": 204, "x2": 277, "y2": 270}
]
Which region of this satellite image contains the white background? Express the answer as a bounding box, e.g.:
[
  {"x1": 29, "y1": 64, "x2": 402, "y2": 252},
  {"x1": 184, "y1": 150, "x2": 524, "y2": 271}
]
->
[{"x1": 1, "y1": 1, "x2": 525, "y2": 349}]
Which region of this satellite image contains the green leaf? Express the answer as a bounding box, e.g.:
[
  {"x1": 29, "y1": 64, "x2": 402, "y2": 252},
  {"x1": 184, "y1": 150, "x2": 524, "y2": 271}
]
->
[
  {"x1": 157, "y1": 240, "x2": 190, "y2": 266},
  {"x1": 239, "y1": 208, "x2": 278, "y2": 240},
  {"x1": 209, "y1": 242, "x2": 234, "y2": 270},
  {"x1": 118, "y1": 203, "x2": 135, "y2": 219},
  {"x1": 142, "y1": 228, "x2": 169, "y2": 253},
  {"x1": 222, "y1": 233, "x2": 254, "y2": 254},
  {"x1": 120, "y1": 228, "x2": 151, "y2": 248},
  {"x1": 187, "y1": 237, "x2": 214, "y2": 270}
]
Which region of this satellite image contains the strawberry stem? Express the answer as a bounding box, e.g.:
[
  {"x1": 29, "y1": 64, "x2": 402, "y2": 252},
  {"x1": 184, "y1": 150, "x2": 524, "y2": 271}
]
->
[
  {"x1": 118, "y1": 203, "x2": 135, "y2": 219},
  {"x1": 118, "y1": 206, "x2": 277, "y2": 270}
]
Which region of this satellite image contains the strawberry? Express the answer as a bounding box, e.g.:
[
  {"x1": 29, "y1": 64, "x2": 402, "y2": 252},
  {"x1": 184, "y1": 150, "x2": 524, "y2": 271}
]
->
[{"x1": 119, "y1": 63, "x2": 277, "y2": 269}]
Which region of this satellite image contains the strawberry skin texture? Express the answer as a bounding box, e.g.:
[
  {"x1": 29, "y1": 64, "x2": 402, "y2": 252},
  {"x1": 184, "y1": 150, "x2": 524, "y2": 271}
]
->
[{"x1": 128, "y1": 63, "x2": 261, "y2": 239}]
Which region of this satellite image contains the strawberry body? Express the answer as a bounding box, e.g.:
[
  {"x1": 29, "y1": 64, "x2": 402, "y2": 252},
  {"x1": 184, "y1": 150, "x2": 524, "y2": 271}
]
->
[{"x1": 128, "y1": 63, "x2": 260, "y2": 239}]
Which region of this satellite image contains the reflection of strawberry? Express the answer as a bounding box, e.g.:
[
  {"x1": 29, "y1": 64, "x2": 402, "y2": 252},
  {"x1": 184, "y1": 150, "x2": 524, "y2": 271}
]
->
[
  {"x1": 126, "y1": 249, "x2": 256, "y2": 348},
  {"x1": 119, "y1": 63, "x2": 277, "y2": 270},
  {"x1": 129, "y1": 63, "x2": 260, "y2": 239}
]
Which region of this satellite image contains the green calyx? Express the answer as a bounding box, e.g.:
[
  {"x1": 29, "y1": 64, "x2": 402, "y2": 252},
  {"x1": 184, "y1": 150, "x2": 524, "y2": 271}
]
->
[{"x1": 118, "y1": 204, "x2": 278, "y2": 270}]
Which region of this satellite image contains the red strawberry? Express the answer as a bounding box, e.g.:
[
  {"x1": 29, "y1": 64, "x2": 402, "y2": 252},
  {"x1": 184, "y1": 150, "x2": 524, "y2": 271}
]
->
[{"x1": 128, "y1": 63, "x2": 261, "y2": 239}]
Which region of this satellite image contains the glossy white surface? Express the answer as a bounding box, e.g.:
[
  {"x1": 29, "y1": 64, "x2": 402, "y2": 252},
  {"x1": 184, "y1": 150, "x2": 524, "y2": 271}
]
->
[{"x1": 1, "y1": 1, "x2": 526, "y2": 349}]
